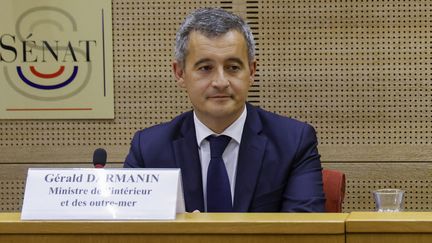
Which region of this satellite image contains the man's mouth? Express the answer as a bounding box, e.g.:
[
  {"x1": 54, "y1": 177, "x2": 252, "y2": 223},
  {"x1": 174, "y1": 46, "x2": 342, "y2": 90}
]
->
[{"x1": 208, "y1": 95, "x2": 231, "y2": 99}]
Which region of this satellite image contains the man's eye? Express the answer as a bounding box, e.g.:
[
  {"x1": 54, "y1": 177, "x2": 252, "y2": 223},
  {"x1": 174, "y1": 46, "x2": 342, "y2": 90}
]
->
[
  {"x1": 198, "y1": 66, "x2": 212, "y2": 71},
  {"x1": 227, "y1": 65, "x2": 241, "y2": 72}
]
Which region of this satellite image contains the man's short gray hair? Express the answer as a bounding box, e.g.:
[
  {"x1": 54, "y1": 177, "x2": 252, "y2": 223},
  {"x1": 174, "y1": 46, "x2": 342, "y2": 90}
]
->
[{"x1": 175, "y1": 8, "x2": 255, "y2": 68}]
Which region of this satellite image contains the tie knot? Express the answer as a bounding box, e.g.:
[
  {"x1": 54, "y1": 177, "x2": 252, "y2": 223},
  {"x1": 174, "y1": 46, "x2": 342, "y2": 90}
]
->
[{"x1": 207, "y1": 135, "x2": 231, "y2": 158}]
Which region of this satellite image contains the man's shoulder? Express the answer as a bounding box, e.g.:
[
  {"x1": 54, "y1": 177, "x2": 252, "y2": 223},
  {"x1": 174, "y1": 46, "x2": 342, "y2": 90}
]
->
[
  {"x1": 251, "y1": 104, "x2": 314, "y2": 131},
  {"x1": 133, "y1": 110, "x2": 193, "y2": 140},
  {"x1": 124, "y1": 111, "x2": 194, "y2": 168}
]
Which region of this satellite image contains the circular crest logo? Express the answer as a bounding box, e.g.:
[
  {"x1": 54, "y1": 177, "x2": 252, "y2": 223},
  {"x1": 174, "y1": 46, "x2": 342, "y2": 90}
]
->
[{"x1": 1, "y1": 6, "x2": 95, "y2": 101}]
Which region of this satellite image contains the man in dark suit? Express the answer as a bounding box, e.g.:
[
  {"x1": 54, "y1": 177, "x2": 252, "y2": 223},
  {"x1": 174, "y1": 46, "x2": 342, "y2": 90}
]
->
[{"x1": 124, "y1": 8, "x2": 325, "y2": 212}]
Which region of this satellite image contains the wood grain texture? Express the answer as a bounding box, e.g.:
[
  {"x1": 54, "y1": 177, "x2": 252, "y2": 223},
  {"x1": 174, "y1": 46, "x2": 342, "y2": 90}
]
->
[
  {"x1": 1, "y1": 0, "x2": 432, "y2": 163},
  {"x1": 0, "y1": 213, "x2": 346, "y2": 243},
  {"x1": 347, "y1": 234, "x2": 432, "y2": 243},
  {"x1": 346, "y1": 212, "x2": 432, "y2": 233},
  {"x1": 3, "y1": 162, "x2": 432, "y2": 212},
  {"x1": 0, "y1": 213, "x2": 347, "y2": 234},
  {"x1": 346, "y1": 212, "x2": 432, "y2": 243},
  {"x1": 1, "y1": 0, "x2": 432, "y2": 215},
  {"x1": 0, "y1": 235, "x2": 344, "y2": 243},
  {"x1": 323, "y1": 163, "x2": 432, "y2": 212}
]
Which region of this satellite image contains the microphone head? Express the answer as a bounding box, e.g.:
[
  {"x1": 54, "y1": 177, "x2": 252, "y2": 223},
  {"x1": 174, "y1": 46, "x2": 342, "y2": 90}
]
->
[{"x1": 93, "y1": 148, "x2": 107, "y2": 168}]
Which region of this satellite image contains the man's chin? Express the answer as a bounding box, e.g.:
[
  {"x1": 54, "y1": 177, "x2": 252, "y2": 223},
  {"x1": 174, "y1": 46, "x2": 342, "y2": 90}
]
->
[
  {"x1": 206, "y1": 101, "x2": 233, "y2": 111},
  {"x1": 207, "y1": 96, "x2": 232, "y2": 103}
]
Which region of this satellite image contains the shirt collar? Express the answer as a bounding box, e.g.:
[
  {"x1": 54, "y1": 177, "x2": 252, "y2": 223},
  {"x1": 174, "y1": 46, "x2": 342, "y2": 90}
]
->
[{"x1": 194, "y1": 105, "x2": 247, "y2": 147}]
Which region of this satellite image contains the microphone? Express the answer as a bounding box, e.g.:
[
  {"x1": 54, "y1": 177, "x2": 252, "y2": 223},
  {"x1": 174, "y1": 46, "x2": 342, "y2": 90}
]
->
[{"x1": 93, "y1": 148, "x2": 107, "y2": 168}]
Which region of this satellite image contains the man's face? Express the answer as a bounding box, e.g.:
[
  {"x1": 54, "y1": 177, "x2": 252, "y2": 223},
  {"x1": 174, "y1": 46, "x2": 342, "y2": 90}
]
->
[{"x1": 173, "y1": 30, "x2": 256, "y2": 127}]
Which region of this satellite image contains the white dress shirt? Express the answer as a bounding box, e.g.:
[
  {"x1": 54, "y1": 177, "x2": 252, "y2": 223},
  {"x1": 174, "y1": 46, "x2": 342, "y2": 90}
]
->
[{"x1": 193, "y1": 105, "x2": 247, "y2": 211}]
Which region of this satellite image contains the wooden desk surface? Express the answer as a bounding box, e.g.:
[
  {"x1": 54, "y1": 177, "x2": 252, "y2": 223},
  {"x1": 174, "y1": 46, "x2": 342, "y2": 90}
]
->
[
  {"x1": 0, "y1": 212, "x2": 347, "y2": 234},
  {"x1": 0, "y1": 213, "x2": 348, "y2": 243},
  {"x1": 346, "y1": 212, "x2": 432, "y2": 233},
  {"x1": 346, "y1": 212, "x2": 432, "y2": 243}
]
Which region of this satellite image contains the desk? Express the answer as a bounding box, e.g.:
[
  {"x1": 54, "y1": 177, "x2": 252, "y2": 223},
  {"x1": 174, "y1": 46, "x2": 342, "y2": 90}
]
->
[
  {"x1": 0, "y1": 213, "x2": 347, "y2": 243},
  {"x1": 346, "y1": 212, "x2": 432, "y2": 243}
]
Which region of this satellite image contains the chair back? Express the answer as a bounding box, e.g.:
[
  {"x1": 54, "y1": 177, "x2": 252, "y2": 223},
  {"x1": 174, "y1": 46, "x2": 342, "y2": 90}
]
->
[{"x1": 322, "y1": 169, "x2": 346, "y2": 212}]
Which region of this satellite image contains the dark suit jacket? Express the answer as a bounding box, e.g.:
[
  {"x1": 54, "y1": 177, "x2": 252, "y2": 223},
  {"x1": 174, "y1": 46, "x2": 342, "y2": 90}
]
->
[{"x1": 124, "y1": 103, "x2": 325, "y2": 212}]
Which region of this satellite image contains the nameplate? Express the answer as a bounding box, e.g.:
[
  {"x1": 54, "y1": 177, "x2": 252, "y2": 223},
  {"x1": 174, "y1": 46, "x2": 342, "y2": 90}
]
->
[{"x1": 21, "y1": 168, "x2": 185, "y2": 220}]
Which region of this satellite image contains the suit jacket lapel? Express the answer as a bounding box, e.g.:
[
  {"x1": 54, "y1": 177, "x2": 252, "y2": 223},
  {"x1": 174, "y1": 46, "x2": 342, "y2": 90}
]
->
[
  {"x1": 233, "y1": 104, "x2": 267, "y2": 211},
  {"x1": 172, "y1": 113, "x2": 205, "y2": 212}
]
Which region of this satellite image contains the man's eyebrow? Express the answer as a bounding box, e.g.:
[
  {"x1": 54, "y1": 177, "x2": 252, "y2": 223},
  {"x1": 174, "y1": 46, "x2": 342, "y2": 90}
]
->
[
  {"x1": 226, "y1": 57, "x2": 245, "y2": 66},
  {"x1": 193, "y1": 57, "x2": 245, "y2": 68}
]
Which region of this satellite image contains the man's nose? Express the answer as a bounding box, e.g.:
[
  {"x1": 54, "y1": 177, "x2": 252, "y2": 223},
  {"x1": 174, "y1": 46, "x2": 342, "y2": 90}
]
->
[{"x1": 211, "y1": 67, "x2": 230, "y2": 88}]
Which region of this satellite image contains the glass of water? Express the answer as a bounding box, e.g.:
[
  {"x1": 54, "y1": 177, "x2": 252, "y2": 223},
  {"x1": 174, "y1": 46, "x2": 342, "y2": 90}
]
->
[{"x1": 373, "y1": 189, "x2": 404, "y2": 212}]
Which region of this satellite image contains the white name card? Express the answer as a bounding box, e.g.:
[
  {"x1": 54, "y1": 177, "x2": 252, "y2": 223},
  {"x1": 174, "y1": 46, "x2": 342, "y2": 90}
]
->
[{"x1": 21, "y1": 168, "x2": 185, "y2": 220}]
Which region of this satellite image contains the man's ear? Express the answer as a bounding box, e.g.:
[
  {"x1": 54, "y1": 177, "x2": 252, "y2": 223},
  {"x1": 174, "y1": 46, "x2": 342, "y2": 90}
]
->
[
  {"x1": 172, "y1": 61, "x2": 186, "y2": 88},
  {"x1": 248, "y1": 59, "x2": 257, "y2": 85}
]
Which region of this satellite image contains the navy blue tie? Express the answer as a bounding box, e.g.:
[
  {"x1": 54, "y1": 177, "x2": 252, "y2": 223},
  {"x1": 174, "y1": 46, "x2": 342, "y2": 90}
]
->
[{"x1": 206, "y1": 135, "x2": 233, "y2": 212}]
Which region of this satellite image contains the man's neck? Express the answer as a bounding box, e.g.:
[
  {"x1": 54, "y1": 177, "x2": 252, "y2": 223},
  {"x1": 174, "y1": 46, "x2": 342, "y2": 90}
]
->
[{"x1": 197, "y1": 116, "x2": 236, "y2": 134}]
